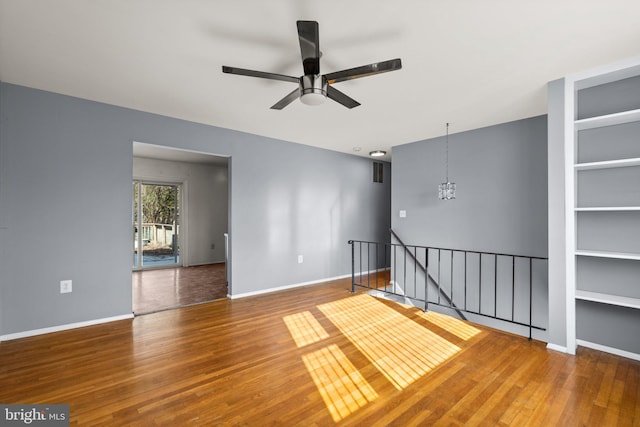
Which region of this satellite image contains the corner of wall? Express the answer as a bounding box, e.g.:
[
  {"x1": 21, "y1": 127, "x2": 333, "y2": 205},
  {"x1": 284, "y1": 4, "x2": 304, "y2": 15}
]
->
[
  {"x1": 0, "y1": 80, "x2": 6, "y2": 337},
  {"x1": 546, "y1": 78, "x2": 568, "y2": 351}
]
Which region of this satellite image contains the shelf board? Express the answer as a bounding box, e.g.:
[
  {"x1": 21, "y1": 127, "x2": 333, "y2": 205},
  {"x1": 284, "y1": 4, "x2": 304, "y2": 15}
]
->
[
  {"x1": 575, "y1": 250, "x2": 640, "y2": 261},
  {"x1": 575, "y1": 157, "x2": 640, "y2": 170},
  {"x1": 576, "y1": 290, "x2": 640, "y2": 309},
  {"x1": 575, "y1": 109, "x2": 640, "y2": 130},
  {"x1": 573, "y1": 61, "x2": 640, "y2": 90},
  {"x1": 575, "y1": 207, "x2": 640, "y2": 211}
]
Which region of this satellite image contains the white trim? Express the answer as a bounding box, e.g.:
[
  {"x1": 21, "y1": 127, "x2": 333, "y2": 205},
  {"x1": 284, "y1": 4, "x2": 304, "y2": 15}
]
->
[
  {"x1": 575, "y1": 290, "x2": 640, "y2": 309},
  {"x1": 575, "y1": 206, "x2": 640, "y2": 211},
  {"x1": 575, "y1": 250, "x2": 640, "y2": 261},
  {"x1": 0, "y1": 314, "x2": 134, "y2": 342},
  {"x1": 574, "y1": 157, "x2": 640, "y2": 171},
  {"x1": 546, "y1": 343, "x2": 569, "y2": 353},
  {"x1": 133, "y1": 141, "x2": 231, "y2": 161},
  {"x1": 229, "y1": 273, "x2": 353, "y2": 299},
  {"x1": 180, "y1": 180, "x2": 188, "y2": 266},
  {"x1": 186, "y1": 260, "x2": 226, "y2": 267},
  {"x1": 574, "y1": 109, "x2": 640, "y2": 130},
  {"x1": 577, "y1": 339, "x2": 640, "y2": 362},
  {"x1": 572, "y1": 57, "x2": 640, "y2": 89}
]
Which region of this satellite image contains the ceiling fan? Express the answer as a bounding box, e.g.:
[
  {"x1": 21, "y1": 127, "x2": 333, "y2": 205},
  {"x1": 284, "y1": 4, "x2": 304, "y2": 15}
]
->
[{"x1": 222, "y1": 20, "x2": 402, "y2": 109}]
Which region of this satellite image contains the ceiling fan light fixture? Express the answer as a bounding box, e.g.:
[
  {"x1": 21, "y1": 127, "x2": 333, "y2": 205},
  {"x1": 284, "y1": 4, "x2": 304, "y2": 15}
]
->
[{"x1": 300, "y1": 92, "x2": 327, "y2": 106}]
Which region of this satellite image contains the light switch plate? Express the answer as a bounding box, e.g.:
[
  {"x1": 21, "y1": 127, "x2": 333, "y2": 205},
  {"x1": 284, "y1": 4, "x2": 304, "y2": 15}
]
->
[{"x1": 60, "y1": 280, "x2": 72, "y2": 294}]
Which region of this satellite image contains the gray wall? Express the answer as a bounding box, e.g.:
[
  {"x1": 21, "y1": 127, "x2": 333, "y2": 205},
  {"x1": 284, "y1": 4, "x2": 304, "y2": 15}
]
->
[
  {"x1": 546, "y1": 78, "x2": 567, "y2": 350},
  {"x1": 0, "y1": 82, "x2": 5, "y2": 337},
  {"x1": 391, "y1": 116, "x2": 548, "y2": 338},
  {"x1": 576, "y1": 301, "x2": 640, "y2": 355},
  {"x1": 577, "y1": 74, "x2": 640, "y2": 119},
  {"x1": 133, "y1": 157, "x2": 229, "y2": 265},
  {"x1": 392, "y1": 116, "x2": 548, "y2": 255},
  {"x1": 0, "y1": 82, "x2": 391, "y2": 336}
]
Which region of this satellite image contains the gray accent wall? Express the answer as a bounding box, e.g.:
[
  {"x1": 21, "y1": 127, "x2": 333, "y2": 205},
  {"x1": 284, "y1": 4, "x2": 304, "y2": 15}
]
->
[
  {"x1": 0, "y1": 82, "x2": 391, "y2": 336},
  {"x1": 391, "y1": 116, "x2": 548, "y2": 338},
  {"x1": 391, "y1": 117, "x2": 548, "y2": 255}
]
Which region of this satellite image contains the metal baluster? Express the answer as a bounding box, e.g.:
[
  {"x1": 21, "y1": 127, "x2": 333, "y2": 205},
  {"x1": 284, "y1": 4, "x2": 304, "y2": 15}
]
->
[
  {"x1": 511, "y1": 256, "x2": 515, "y2": 322},
  {"x1": 402, "y1": 242, "x2": 407, "y2": 296},
  {"x1": 359, "y1": 242, "x2": 363, "y2": 286},
  {"x1": 494, "y1": 255, "x2": 498, "y2": 318},
  {"x1": 437, "y1": 250, "x2": 442, "y2": 305},
  {"x1": 529, "y1": 258, "x2": 533, "y2": 340},
  {"x1": 367, "y1": 242, "x2": 371, "y2": 289},
  {"x1": 414, "y1": 246, "x2": 417, "y2": 300},
  {"x1": 375, "y1": 242, "x2": 379, "y2": 290},
  {"x1": 393, "y1": 245, "x2": 398, "y2": 290},
  {"x1": 479, "y1": 253, "x2": 482, "y2": 315},
  {"x1": 464, "y1": 252, "x2": 468, "y2": 311},
  {"x1": 350, "y1": 240, "x2": 355, "y2": 293},
  {"x1": 450, "y1": 250, "x2": 454, "y2": 309},
  {"x1": 384, "y1": 243, "x2": 388, "y2": 289},
  {"x1": 425, "y1": 248, "x2": 429, "y2": 312}
]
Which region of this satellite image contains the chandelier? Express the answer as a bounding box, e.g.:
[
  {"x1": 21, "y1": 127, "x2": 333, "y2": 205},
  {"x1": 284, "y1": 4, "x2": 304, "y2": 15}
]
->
[{"x1": 438, "y1": 123, "x2": 456, "y2": 200}]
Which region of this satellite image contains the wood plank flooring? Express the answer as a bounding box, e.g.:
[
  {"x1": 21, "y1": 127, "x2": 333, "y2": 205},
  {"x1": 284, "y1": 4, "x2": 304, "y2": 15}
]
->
[
  {"x1": 1, "y1": 277, "x2": 639, "y2": 426},
  {"x1": 132, "y1": 263, "x2": 227, "y2": 314}
]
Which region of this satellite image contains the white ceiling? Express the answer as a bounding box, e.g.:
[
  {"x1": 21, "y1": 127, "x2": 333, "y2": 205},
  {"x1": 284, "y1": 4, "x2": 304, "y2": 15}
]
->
[{"x1": 1, "y1": 1, "x2": 639, "y2": 161}]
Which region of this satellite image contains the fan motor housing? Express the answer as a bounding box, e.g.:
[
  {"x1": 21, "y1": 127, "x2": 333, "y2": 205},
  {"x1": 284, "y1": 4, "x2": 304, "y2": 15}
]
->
[{"x1": 300, "y1": 74, "x2": 327, "y2": 105}]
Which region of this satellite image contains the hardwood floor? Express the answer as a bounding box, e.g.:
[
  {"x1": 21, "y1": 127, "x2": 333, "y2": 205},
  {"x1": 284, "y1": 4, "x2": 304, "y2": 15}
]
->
[
  {"x1": 1, "y1": 277, "x2": 639, "y2": 426},
  {"x1": 132, "y1": 263, "x2": 227, "y2": 314}
]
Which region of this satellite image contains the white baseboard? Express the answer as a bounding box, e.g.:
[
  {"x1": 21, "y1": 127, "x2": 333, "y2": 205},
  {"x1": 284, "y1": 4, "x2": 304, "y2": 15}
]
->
[
  {"x1": 0, "y1": 314, "x2": 134, "y2": 342},
  {"x1": 546, "y1": 343, "x2": 569, "y2": 353},
  {"x1": 576, "y1": 339, "x2": 640, "y2": 362},
  {"x1": 186, "y1": 260, "x2": 225, "y2": 267},
  {"x1": 229, "y1": 273, "x2": 353, "y2": 299}
]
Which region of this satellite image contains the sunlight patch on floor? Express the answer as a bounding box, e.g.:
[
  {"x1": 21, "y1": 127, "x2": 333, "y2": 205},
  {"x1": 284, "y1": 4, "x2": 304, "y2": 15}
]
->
[
  {"x1": 318, "y1": 294, "x2": 461, "y2": 390},
  {"x1": 302, "y1": 344, "x2": 378, "y2": 422},
  {"x1": 416, "y1": 310, "x2": 483, "y2": 341},
  {"x1": 283, "y1": 311, "x2": 330, "y2": 348}
]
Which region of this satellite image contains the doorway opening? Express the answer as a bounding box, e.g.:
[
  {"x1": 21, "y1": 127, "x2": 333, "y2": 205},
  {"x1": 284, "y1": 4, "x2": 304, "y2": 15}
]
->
[
  {"x1": 132, "y1": 142, "x2": 230, "y2": 315},
  {"x1": 133, "y1": 181, "x2": 181, "y2": 269}
]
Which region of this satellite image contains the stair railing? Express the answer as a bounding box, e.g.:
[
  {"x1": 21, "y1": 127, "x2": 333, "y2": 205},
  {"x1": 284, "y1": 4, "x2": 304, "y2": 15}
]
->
[
  {"x1": 389, "y1": 229, "x2": 467, "y2": 320},
  {"x1": 348, "y1": 234, "x2": 547, "y2": 339}
]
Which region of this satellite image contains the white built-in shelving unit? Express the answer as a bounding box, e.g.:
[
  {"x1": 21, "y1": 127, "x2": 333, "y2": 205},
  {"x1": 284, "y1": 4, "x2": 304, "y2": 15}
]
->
[{"x1": 564, "y1": 57, "x2": 640, "y2": 360}]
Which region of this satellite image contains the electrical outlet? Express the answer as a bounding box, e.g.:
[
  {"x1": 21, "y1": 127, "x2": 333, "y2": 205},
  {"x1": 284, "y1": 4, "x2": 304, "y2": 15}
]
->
[
  {"x1": 60, "y1": 280, "x2": 72, "y2": 294},
  {"x1": 298, "y1": 255, "x2": 304, "y2": 264}
]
